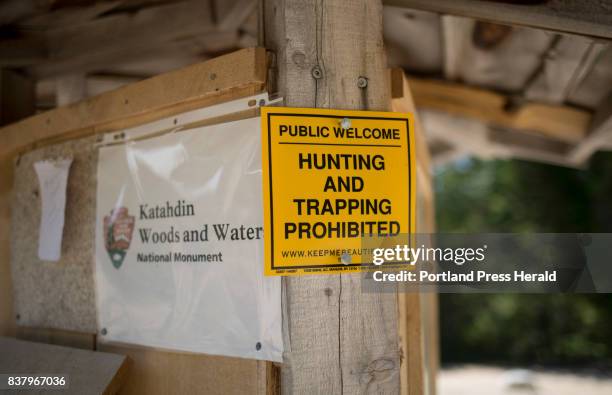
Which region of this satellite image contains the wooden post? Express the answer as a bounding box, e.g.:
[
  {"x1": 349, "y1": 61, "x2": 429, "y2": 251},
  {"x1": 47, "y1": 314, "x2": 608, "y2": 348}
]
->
[
  {"x1": 0, "y1": 69, "x2": 35, "y2": 337},
  {"x1": 263, "y1": 1, "x2": 401, "y2": 393}
]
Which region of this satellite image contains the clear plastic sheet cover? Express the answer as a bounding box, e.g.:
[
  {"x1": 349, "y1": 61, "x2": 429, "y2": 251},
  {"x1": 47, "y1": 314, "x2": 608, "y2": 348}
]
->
[{"x1": 94, "y1": 117, "x2": 283, "y2": 362}]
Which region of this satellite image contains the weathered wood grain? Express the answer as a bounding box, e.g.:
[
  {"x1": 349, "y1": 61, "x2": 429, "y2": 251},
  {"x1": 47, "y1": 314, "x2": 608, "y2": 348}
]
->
[
  {"x1": 391, "y1": 68, "x2": 431, "y2": 395},
  {"x1": 99, "y1": 343, "x2": 275, "y2": 395},
  {"x1": 571, "y1": 92, "x2": 612, "y2": 164},
  {"x1": 264, "y1": 1, "x2": 400, "y2": 393}
]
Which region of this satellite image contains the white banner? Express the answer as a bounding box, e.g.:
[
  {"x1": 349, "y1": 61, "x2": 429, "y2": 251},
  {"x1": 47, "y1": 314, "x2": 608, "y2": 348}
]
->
[{"x1": 95, "y1": 117, "x2": 282, "y2": 362}]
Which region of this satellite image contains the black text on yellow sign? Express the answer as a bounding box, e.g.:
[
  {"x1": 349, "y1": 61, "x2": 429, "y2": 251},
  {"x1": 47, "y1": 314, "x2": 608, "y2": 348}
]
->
[{"x1": 261, "y1": 107, "x2": 415, "y2": 276}]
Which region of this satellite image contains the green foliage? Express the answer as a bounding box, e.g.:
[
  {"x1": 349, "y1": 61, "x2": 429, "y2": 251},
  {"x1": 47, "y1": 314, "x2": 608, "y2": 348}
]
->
[{"x1": 436, "y1": 153, "x2": 612, "y2": 367}]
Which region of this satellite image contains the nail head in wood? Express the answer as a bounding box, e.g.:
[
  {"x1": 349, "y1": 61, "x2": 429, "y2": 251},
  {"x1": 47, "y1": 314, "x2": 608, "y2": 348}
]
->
[{"x1": 357, "y1": 76, "x2": 368, "y2": 89}]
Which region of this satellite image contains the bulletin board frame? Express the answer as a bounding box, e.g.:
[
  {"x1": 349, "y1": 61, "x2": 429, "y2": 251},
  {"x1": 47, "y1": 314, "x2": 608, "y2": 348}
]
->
[{"x1": 0, "y1": 47, "x2": 280, "y2": 395}]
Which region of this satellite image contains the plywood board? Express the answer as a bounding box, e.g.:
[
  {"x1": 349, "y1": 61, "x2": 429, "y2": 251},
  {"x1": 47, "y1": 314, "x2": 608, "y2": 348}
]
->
[
  {"x1": 11, "y1": 136, "x2": 98, "y2": 333},
  {"x1": 0, "y1": 336, "x2": 129, "y2": 395},
  {"x1": 1, "y1": 47, "x2": 279, "y2": 394},
  {"x1": 0, "y1": 47, "x2": 267, "y2": 338},
  {"x1": 99, "y1": 343, "x2": 275, "y2": 395}
]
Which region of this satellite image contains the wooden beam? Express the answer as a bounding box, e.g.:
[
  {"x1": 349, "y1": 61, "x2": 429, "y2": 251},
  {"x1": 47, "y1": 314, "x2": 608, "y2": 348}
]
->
[
  {"x1": 391, "y1": 68, "x2": 438, "y2": 395},
  {"x1": 391, "y1": 68, "x2": 432, "y2": 189},
  {"x1": 26, "y1": 0, "x2": 237, "y2": 78},
  {"x1": 420, "y1": 108, "x2": 582, "y2": 168},
  {"x1": 488, "y1": 126, "x2": 575, "y2": 165},
  {"x1": 264, "y1": 0, "x2": 401, "y2": 393},
  {"x1": 0, "y1": 47, "x2": 267, "y2": 159},
  {"x1": 407, "y1": 77, "x2": 591, "y2": 144},
  {"x1": 383, "y1": 0, "x2": 612, "y2": 40},
  {"x1": 571, "y1": 92, "x2": 612, "y2": 164}
]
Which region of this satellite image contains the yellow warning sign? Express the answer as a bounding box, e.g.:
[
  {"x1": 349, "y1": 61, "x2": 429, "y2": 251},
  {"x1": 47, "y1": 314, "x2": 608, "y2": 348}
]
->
[{"x1": 261, "y1": 107, "x2": 415, "y2": 276}]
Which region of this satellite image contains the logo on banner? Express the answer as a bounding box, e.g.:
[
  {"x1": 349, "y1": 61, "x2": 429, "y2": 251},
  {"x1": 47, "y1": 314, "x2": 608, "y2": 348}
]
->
[{"x1": 103, "y1": 207, "x2": 135, "y2": 269}]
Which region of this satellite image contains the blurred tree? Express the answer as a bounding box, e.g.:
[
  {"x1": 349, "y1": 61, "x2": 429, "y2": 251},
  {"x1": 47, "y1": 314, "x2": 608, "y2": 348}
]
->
[{"x1": 436, "y1": 152, "x2": 612, "y2": 367}]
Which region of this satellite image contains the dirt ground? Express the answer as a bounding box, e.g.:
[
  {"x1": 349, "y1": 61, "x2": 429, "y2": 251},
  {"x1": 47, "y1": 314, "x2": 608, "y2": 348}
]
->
[{"x1": 438, "y1": 365, "x2": 612, "y2": 395}]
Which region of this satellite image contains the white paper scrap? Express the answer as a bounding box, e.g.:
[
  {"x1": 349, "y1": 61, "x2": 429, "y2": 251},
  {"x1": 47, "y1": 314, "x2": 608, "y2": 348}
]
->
[{"x1": 34, "y1": 158, "x2": 73, "y2": 261}]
